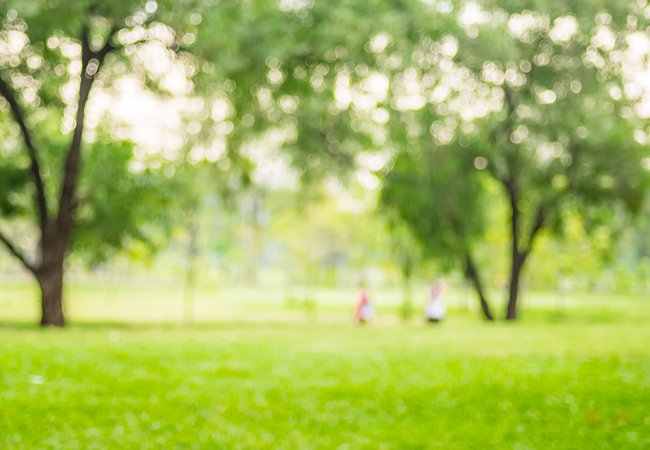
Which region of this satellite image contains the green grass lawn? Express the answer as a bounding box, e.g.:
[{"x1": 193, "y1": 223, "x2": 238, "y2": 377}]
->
[
  {"x1": 1, "y1": 322, "x2": 649, "y2": 449},
  {"x1": 0, "y1": 282, "x2": 649, "y2": 448}
]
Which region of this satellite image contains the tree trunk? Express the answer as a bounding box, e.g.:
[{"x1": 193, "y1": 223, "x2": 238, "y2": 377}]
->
[
  {"x1": 37, "y1": 261, "x2": 65, "y2": 327},
  {"x1": 463, "y1": 253, "x2": 494, "y2": 321},
  {"x1": 36, "y1": 219, "x2": 70, "y2": 327},
  {"x1": 504, "y1": 175, "x2": 524, "y2": 321},
  {"x1": 506, "y1": 253, "x2": 525, "y2": 320},
  {"x1": 35, "y1": 27, "x2": 100, "y2": 328},
  {"x1": 506, "y1": 204, "x2": 545, "y2": 320}
]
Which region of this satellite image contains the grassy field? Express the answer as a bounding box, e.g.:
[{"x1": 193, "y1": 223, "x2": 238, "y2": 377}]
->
[{"x1": 0, "y1": 281, "x2": 649, "y2": 449}]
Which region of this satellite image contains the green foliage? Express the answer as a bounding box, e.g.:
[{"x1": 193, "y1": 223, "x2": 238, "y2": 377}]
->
[
  {"x1": 187, "y1": 0, "x2": 454, "y2": 181},
  {"x1": 382, "y1": 144, "x2": 487, "y2": 267},
  {"x1": 270, "y1": 190, "x2": 391, "y2": 285},
  {"x1": 451, "y1": 1, "x2": 649, "y2": 229},
  {"x1": 0, "y1": 162, "x2": 30, "y2": 216},
  {"x1": 73, "y1": 138, "x2": 181, "y2": 264}
]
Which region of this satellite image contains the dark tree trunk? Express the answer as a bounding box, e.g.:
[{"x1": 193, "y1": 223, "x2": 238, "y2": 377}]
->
[
  {"x1": 463, "y1": 253, "x2": 494, "y2": 321},
  {"x1": 504, "y1": 183, "x2": 544, "y2": 320},
  {"x1": 504, "y1": 175, "x2": 524, "y2": 321},
  {"x1": 37, "y1": 262, "x2": 65, "y2": 327},
  {"x1": 506, "y1": 253, "x2": 525, "y2": 320},
  {"x1": 37, "y1": 223, "x2": 68, "y2": 327}
]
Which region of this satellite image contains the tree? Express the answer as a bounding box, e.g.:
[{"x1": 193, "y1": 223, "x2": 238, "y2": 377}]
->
[
  {"x1": 457, "y1": 1, "x2": 649, "y2": 319},
  {"x1": 381, "y1": 144, "x2": 496, "y2": 320},
  {"x1": 0, "y1": 1, "x2": 195, "y2": 326},
  {"x1": 382, "y1": 0, "x2": 649, "y2": 319}
]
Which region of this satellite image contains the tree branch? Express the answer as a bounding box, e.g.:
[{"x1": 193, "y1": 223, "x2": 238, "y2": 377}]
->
[
  {"x1": 0, "y1": 228, "x2": 36, "y2": 274},
  {"x1": 447, "y1": 214, "x2": 494, "y2": 321},
  {"x1": 521, "y1": 204, "x2": 546, "y2": 261},
  {"x1": 57, "y1": 23, "x2": 117, "y2": 231},
  {"x1": 503, "y1": 175, "x2": 522, "y2": 257},
  {"x1": 463, "y1": 252, "x2": 494, "y2": 321},
  {"x1": 0, "y1": 74, "x2": 49, "y2": 231}
]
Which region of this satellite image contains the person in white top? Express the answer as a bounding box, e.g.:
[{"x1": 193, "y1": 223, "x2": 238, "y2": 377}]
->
[{"x1": 426, "y1": 281, "x2": 446, "y2": 323}]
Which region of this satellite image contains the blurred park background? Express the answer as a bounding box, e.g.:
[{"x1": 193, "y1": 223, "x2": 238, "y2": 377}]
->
[{"x1": 1, "y1": 0, "x2": 649, "y2": 448}]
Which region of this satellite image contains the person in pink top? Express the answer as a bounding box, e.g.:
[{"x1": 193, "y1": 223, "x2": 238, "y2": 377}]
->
[{"x1": 354, "y1": 284, "x2": 374, "y2": 324}]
